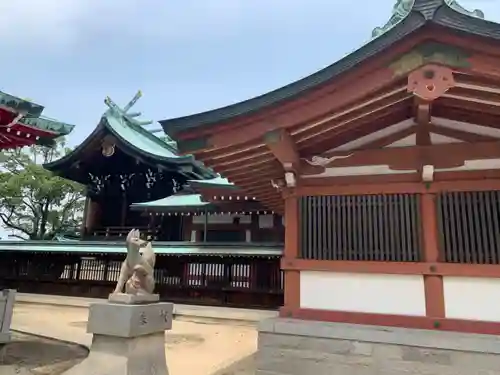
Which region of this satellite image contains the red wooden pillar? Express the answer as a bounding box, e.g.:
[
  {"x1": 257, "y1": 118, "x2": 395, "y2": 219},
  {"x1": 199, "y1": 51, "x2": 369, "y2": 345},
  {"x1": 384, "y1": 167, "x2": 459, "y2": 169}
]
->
[
  {"x1": 421, "y1": 192, "x2": 446, "y2": 318},
  {"x1": 280, "y1": 194, "x2": 300, "y2": 317}
]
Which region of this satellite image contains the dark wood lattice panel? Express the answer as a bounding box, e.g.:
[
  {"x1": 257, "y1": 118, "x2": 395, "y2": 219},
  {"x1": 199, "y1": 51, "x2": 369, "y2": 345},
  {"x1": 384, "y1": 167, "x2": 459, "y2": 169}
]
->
[
  {"x1": 437, "y1": 191, "x2": 500, "y2": 264},
  {"x1": 299, "y1": 194, "x2": 422, "y2": 262}
]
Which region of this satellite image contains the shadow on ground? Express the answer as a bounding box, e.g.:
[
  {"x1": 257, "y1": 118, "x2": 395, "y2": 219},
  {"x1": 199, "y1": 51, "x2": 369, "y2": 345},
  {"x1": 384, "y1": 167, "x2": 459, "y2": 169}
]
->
[
  {"x1": 0, "y1": 332, "x2": 88, "y2": 375},
  {"x1": 211, "y1": 353, "x2": 256, "y2": 375},
  {"x1": 69, "y1": 321, "x2": 206, "y2": 348}
]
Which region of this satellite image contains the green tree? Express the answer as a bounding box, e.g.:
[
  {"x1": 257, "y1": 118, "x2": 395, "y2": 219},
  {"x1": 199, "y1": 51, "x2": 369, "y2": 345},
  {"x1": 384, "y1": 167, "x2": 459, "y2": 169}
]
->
[{"x1": 0, "y1": 139, "x2": 85, "y2": 240}]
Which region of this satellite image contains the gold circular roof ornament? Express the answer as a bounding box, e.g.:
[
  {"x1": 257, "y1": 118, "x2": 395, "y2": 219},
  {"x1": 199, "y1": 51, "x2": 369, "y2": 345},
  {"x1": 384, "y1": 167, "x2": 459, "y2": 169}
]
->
[{"x1": 101, "y1": 140, "x2": 115, "y2": 157}]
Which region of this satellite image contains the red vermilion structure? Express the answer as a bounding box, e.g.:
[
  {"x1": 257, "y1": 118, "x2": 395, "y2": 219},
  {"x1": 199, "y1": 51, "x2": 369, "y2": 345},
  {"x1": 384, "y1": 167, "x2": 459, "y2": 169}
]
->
[
  {"x1": 0, "y1": 90, "x2": 74, "y2": 149},
  {"x1": 160, "y1": 0, "x2": 500, "y2": 336}
]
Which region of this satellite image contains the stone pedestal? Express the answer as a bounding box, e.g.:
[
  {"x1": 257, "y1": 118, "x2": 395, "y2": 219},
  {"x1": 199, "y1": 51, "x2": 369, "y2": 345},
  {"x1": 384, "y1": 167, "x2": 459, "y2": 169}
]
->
[
  {"x1": 0, "y1": 289, "x2": 16, "y2": 344},
  {"x1": 257, "y1": 318, "x2": 500, "y2": 375},
  {"x1": 63, "y1": 295, "x2": 172, "y2": 375}
]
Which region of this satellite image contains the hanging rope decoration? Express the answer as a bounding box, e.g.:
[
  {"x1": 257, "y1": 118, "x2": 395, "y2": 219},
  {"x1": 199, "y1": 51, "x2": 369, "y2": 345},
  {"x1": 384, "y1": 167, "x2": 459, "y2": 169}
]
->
[
  {"x1": 119, "y1": 173, "x2": 136, "y2": 191},
  {"x1": 145, "y1": 169, "x2": 156, "y2": 189},
  {"x1": 88, "y1": 173, "x2": 110, "y2": 193},
  {"x1": 171, "y1": 178, "x2": 181, "y2": 193}
]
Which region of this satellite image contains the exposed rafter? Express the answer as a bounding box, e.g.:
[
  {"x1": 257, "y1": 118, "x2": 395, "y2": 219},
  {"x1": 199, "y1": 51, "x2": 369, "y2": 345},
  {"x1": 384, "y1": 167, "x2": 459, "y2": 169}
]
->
[
  {"x1": 415, "y1": 102, "x2": 431, "y2": 146},
  {"x1": 264, "y1": 129, "x2": 300, "y2": 169},
  {"x1": 263, "y1": 129, "x2": 301, "y2": 188}
]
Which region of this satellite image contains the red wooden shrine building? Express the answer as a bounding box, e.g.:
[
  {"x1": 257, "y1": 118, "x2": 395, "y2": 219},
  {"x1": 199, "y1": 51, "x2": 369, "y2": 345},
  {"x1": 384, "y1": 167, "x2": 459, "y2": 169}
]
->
[
  {"x1": 0, "y1": 90, "x2": 73, "y2": 148},
  {"x1": 161, "y1": 0, "x2": 500, "y2": 335}
]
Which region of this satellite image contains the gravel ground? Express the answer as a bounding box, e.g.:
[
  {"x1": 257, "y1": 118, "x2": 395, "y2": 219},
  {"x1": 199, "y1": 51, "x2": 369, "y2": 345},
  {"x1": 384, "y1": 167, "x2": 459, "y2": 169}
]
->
[
  {"x1": 13, "y1": 304, "x2": 259, "y2": 375},
  {"x1": 0, "y1": 332, "x2": 88, "y2": 375}
]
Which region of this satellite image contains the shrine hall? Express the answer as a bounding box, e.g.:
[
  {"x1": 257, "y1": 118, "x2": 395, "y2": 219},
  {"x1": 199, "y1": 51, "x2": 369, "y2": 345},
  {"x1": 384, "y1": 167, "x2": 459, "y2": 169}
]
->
[{"x1": 160, "y1": 1, "x2": 500, "y2": 374}]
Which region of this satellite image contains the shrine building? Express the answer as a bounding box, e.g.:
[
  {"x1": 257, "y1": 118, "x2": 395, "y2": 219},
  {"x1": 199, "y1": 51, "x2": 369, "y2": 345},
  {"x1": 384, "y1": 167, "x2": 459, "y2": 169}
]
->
[
  {"x1": 44, "y1": 92, "x2": 214, "y2": 240},
  {"x1": 161, "y1": 0, "x2": 500, "y2": 373},
  {"x1": 0, "y1": 90, "x2": 74, "y2": 149},
  {"x1": 0, "y1": 92, "x2": 284, "y2": 308},
  {"x1": 44, "y1": 92, "x2": 284, "y2": 245}
]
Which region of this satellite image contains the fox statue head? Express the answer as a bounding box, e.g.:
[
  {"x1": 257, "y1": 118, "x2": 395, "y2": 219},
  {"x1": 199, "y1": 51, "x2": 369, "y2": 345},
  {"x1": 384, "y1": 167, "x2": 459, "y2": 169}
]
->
[{"x1": 126, "y1": 228, "x2": 147, "y2": 251}]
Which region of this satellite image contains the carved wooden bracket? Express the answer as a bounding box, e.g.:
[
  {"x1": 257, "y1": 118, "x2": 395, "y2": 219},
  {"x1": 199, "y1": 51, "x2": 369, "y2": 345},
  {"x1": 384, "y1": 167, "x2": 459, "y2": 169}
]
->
[{"x1": 407, "y1": 64, "x2": 455, "y2": 101}]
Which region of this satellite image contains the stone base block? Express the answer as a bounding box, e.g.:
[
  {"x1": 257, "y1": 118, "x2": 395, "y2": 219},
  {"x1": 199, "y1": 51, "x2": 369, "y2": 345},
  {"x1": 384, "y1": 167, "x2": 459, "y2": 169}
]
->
[
  {"x1": 0, "y1": 332, "x2": 10, "y2": 344},
  {"x1": 63, "y1": 301, "x2": 173, "y2": 375},
  {"x1": 257, "y1": 318, "x2": 500, "y2": 375},
  {"x1": 87, "y1": 301, "x2": 173, "y2": 338},
  {"x1": 63, "y1": 332, "x2": 168, "y2": 375}
]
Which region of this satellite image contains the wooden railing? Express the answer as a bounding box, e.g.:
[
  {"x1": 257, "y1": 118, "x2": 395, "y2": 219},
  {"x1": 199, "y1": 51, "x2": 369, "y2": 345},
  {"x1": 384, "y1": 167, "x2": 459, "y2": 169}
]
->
[
  {"x1": 0, "y1": 246, "x2": 283, "y2": 309},
  {"x1": 88, "y1": 226, "x2": 160, "y2": 240}
]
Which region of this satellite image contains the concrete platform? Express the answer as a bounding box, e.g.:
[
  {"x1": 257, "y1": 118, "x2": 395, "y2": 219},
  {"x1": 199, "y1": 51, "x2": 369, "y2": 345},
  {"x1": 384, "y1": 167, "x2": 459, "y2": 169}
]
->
[
  {"x1": 15, "y1": 293, "x2": 277, "y2": 323},
  {"x1": 257, "y1": 317, "x2": 500, "y2": 375}
]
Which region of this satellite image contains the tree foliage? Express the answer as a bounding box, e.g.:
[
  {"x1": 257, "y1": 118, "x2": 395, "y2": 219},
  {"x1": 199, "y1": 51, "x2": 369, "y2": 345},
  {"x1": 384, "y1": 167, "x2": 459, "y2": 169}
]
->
[{"x1": 0, "y1": 139, "x2": 85, "y2": 240}]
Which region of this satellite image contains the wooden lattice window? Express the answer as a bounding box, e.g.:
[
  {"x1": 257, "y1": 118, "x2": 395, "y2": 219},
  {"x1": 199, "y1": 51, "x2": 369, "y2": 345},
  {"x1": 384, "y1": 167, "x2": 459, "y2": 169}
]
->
[
  {"x1": 437, "y1": 191, "x2": 500, "y2": 264},
  {"x1": 299, "y1": 194, "x2": 422, "y2": 262}
]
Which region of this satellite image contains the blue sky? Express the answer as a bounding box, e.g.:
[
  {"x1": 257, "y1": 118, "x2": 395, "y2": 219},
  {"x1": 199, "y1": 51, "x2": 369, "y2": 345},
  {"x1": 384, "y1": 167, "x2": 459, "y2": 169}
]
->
[{"x1": 1, "y1": 0, "x2": 498, "y2": 146}]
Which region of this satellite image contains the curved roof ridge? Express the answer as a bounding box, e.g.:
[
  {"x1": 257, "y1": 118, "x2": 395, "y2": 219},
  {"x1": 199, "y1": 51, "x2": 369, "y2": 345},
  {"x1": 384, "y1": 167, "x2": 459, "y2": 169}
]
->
[
  {"x1": 0, "y1": 90, "x2": 44, "y2": 117},
  {"x1": 160, "y1": 13, "x2": 426, "y2": 134},
  {"x1": 103, "y1": 93, "x2": 181, "y2": 155},
  {"x1": 44, "y1": 103, "x2": 194, "y2": 172},
  {"x1": 0, "y1": 90, "x2": 74, "y2": 136},
  {"x1": 160, "y1": 0, "x2": 495, "y2": 136},
  {"x1": 443, "y1": 0, "x2": 484, "y2": 19},
  {"x1": 372, "y1": 0, "x2": 416, "y2": 39},
  {"x1": 111, "y1": 109, "x2": 179, "y2": 154}
]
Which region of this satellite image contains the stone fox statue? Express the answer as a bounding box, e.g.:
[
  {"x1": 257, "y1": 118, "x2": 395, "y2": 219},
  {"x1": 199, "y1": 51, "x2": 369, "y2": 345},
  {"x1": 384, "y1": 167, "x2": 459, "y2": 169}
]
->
[{"x1": 113, "y1": 229, "x2": 156, "y2": 295}]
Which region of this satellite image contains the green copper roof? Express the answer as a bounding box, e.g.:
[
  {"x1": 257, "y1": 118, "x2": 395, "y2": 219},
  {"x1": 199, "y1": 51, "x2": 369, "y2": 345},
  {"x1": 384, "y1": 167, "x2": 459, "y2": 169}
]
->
[
  {"x1": 104, "y1": 110, "x2": 180, "y2": 160},
  {"x1": 188, "y1": 176, "x2": 234, "y2": 187},
  {"x1": 130, "y1": 194, "x2": 209, "y2": 209},
  {"x1": 371, "y1": 0, "x2": 484, "y2": 39},
  {"x1": 0, "y1": 91, "x2": 44, "y2": 117},
  {"x1": 21, "y1": 116, "x2": 75, "y2": 136},
  {"x1": 0, "y1": 91, "x2": 74, "y2": 136},
  {"x1": 44, "y1": 92, "x2": 216, "y2": 179},
  {"x1": 102, "y1": 92, "x2": 183, "y2": 160},
  {"x1": 0, "y1": 240, "x2": 282, "y2": 256},
  {"x1": 160, "y1": 0, "x2": 497, "y2": 140}
]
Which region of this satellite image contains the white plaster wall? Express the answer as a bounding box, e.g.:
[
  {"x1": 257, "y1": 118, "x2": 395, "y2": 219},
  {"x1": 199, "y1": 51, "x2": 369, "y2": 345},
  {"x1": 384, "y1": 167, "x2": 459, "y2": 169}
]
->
[
  {"x1": 300, "y1": 271, "x2": 426, "y2": 316},
  {"x1": 444, "y1": 277, "x2": 500, "y2": 322}
]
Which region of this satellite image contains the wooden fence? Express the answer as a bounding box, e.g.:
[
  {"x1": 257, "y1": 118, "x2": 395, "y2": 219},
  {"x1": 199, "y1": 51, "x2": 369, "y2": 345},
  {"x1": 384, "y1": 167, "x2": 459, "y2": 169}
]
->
[{"x1": 0, "y1": 249, "x2": 283, "y2": 309}]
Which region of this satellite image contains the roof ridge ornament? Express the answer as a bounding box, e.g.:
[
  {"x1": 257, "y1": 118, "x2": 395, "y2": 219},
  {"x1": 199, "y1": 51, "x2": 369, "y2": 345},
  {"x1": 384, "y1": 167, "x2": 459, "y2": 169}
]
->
[
  {"x1": 372, "y1": 0, "x2": 415, "y2": 39},
  {"x1": 372, "y1": 0, "x2": 485, "y2": 39},
  {"x1": 104, "y1": 91, "x2": 153, "y2": 126},
  {"x1": 444, "y1": 0, "x2": 484, "y2": 19}
]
